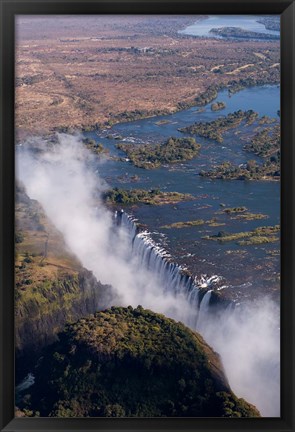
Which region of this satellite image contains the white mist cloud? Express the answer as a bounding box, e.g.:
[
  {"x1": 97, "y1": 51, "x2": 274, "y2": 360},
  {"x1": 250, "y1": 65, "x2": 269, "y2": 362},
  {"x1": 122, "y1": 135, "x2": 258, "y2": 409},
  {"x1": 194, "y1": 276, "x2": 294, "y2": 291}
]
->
[
  {"x1": 16, "y1": 134, "x2": 192, "y2": 316},
  {"x1": 200, "y1": 298, "x2": 280, "y2": 416},
  {"x1": 16, "y1": 133, "x2": 280, "y2": 416}
]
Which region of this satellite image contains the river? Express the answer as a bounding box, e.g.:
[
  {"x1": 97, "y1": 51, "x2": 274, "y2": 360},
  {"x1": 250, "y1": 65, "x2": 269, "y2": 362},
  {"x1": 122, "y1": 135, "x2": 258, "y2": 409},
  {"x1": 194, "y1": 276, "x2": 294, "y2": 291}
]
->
[
  {"x1": 15, "y1": 84, "x2": 281, "y2": 416},
  {"x1": 84, "y1": 84, "x2": 280, "y2": 302},
  {"x1": 179, "y1": 15, "x2": 280, "y2": 38}
]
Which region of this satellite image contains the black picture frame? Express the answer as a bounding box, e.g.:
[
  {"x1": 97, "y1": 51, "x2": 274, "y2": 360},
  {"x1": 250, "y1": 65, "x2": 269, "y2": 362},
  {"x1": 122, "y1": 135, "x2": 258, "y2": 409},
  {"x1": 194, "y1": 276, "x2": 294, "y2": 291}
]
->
[{"x1": 1, "y1": 1, "x2": 294, "y2": 431}]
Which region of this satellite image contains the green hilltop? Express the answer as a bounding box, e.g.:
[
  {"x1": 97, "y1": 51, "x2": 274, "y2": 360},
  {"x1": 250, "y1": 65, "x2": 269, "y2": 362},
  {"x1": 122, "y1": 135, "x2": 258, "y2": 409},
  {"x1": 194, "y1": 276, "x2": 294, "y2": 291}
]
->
[{"x1": 23, "y1": 306, "x2": 260, "y2": 418}]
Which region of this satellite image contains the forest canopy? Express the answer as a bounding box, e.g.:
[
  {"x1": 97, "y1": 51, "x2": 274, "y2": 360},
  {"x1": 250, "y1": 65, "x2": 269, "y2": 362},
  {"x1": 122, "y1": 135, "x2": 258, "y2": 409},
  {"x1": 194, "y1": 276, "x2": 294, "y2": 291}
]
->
[{"x1": 21, "y1": 306, "x2": 260, "y2": 418}]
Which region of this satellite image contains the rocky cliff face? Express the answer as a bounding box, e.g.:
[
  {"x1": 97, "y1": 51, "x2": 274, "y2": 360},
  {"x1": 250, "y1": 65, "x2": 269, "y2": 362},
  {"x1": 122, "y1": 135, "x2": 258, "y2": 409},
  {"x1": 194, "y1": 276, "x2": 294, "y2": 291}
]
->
[
  {"x1": 15, "y1": 270, "x2": 113, "y2": 357},
  {"x1": 15, "y1": 184, "x2": 116, "y2": 379},
  {"x1": 15, "y1": 268, "x2": 116, "y2": 384}
]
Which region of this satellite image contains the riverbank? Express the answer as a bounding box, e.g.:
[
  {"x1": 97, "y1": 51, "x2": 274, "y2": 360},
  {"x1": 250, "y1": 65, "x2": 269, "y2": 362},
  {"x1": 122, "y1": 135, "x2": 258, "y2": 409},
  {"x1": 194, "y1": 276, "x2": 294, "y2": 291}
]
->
[{"x1": 16, "y1": 15, "x2": 279, "y2": 138}]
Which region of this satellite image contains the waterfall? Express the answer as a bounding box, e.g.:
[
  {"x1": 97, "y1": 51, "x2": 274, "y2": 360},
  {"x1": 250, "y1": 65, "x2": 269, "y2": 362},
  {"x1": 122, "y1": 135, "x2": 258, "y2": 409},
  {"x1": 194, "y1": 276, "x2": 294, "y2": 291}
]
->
[
  {"x1": 16, "y1": 373, "x2": 35, "y2": 393},
  {"x1": 116, "y1": 210, "x2": 227, "y2": 326},
  {"x1": 16, "y1": 135, "x2": 280, "y2": 416},
  {"x1": 115, "y1": 211, "x2": 281, "y2": 417},
  {"x1": 15, "y1": 373, "x2": 35, "y2": 403},
  {"x1": 196, "y1": 290, "x2": 212, "y2": 332}
]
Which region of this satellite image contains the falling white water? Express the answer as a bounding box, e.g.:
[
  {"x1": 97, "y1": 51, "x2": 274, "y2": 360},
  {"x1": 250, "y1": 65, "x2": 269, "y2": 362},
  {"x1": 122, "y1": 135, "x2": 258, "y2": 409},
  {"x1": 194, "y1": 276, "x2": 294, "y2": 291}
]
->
[
  {"x1": 196, "y1": 290, "x2": 212, "y2": 331},
  {"x1": 16, "y1": 134, "x2": 280, "y2": 416},
  {"x1": 15, "y1": 373, "x2": 35, "y2": 403},
  {"x1": 16, "y1": 373, "x2": 35, "y2": 393},
  {"x1": 118, "y1": 211, "x2": 280, "y2": 417}
]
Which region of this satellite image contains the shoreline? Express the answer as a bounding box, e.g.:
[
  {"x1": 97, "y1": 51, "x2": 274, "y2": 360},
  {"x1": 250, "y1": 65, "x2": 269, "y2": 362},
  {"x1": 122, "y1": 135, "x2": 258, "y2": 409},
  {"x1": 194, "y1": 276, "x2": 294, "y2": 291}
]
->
[{"x1": 16, "y1": 81, "x2": 280, "y2": 142}]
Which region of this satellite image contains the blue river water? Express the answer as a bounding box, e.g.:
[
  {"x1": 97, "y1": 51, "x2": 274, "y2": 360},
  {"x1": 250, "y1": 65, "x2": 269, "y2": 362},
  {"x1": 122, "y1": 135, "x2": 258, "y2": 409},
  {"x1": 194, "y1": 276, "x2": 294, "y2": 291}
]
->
[
  {"x1": 85, "y1": 85, "x2": 280, "y2": 301},
  {"x1": 179, "y1": 15, "x2": 280, "y2": 38}
]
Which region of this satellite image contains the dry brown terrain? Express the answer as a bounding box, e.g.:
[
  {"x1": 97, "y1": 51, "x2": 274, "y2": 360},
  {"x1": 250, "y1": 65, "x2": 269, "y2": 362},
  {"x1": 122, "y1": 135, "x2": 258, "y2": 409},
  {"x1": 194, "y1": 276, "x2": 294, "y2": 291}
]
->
[{"x1": 15, "y1": 15, "x2": 280, "y2": 138}]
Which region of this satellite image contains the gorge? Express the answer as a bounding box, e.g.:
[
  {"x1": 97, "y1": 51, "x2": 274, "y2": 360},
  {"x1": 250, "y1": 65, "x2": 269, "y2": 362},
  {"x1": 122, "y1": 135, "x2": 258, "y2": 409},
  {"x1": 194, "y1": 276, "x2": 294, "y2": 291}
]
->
[
  {"x1": 13, "y1": 13, "x2": 281, "y2": 419},
  {"x1": 16, "y1": 131, "x2": 280, "y2": 416}
]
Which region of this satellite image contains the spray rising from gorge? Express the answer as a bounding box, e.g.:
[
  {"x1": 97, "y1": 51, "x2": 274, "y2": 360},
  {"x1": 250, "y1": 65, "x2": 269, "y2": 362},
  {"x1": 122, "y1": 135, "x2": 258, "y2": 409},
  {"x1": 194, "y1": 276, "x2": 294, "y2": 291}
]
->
[{"x1": 16, "y1": 134, "x2": 280, "y2": 416}]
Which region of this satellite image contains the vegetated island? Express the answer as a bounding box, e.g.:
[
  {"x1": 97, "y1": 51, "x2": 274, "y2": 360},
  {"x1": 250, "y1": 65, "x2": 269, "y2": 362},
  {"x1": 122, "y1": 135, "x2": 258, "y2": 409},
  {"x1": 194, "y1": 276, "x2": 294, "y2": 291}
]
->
[
  {"x1": 200, "y1": 124, "x2": 280, "y2": 181},
  {"x1": 221, "y1": 207, "x2": 268, "y2": 221},
  {"x1": 117, "y1": 137, "x2": 201, "y2": 169},
  {"x1": 244, "y1": 124, "x2": 280, "y2": 158},
  {"x1": 222, "y1": 207, "x2": 248, "y2": 214},
  {"x1": 200, "y1": 159, "x2": 280, "y2": 181},
  {"x1": 232, "y1": 213, "x2": 268, "y2": 221},
  {"x1": 18, "y1": 306, "x2": 260, "y2": 418},
  {"x1": 82, "y1": 137, "x2": 108, "y2": 155},
  {"x1": 155, "y1": 119, "x2": 173, "y2": 126},
  {"x1": 211, "y1": 101, "x2": 226, "y2": 111},
  {"x1": 161, "y1": 218, "x2": 225, "y2": 229},
  {"x1": 160, "y1": 207, "x2": 268, "y2": 229},
  {"x1": 179, "y1": 110, "x2": 258, "y2": 143},
  {"x1": 209, "y1": 27, "x2": 280, "y2": 40},
  {"x1": 258, "y1": 115, "x2": 277, "y2": 125},
  {"x1": 203, "y1": 225, "x2": 280, "y2": 246},
  {"x1": 103, "y1": 187, "x2": 193, "y2": 206}
]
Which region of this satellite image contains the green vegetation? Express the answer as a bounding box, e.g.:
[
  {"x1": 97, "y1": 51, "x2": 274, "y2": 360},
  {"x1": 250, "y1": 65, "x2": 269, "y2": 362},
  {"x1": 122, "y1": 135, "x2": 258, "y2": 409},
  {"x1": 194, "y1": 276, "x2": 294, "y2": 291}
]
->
[
  {"x1": 198, "y1": 123, "x2": 280, "y2": 180},
  {"x1": 23, "y1": 306, "x2": 260, "y2": 418},
  {"x1": 195, "y1": 84, "x2": 225, "y2": 106},
  {"x1": 103, "y1": 187, "x2": 193, "y2": 206},
  {"x1": 219, "y1": 207, "x2": 268, "y2": 220},
  {"x1": 199, "y1": 159, "x2": 280, "y2": 181},
  {"x1": 258, "y1": 116, "x2": 276, "y2": 125},
  {"x1": 194, "y1": 76, "x2": 279, "y2": 110},
  {"x1": 209, "y1": 27, "x2": 280, "y2": 40},
  {"x1": 15, "y1": 269, "x2": 111, "y2": 356},
  {"x1": 161, "y1": 218, "x2": 221, "y2": 229},
  {"x1": 179, "y1": 110, "x2": 258, "y2": 143},
  {"x1": 15, "y1": 183, "x2": 111, "y2": 376},
  {"x1": 203, "y1": 225, "x2": 280, "y2": 245},
  {"x1": 82, "y1": 138, "x2": 107, "y2": 154},
  {"x1": 105, "y1": 108, "x2": 171, "y2": 127},
  {"x1": 117, "y1": 137, "x2": 201, "y2": 169},
  {"x1": 238, "y1": 236, "x2": 278, "y2": 246},
  {"x1": 155, "y1": 119, "x2": 172, "y2": 125},
  {"x1": 227, "y1": 76, "x2": 279, "y2": 95},
  {"x1": 223, "y1": 207, "x2": 247, "y2": 214},
  {"x1": 211, "y1": 101, "x2": 226, "y2": 111},
  {"x1": 232, "y1": 213, "x2": 268, "y2": 221},
  {"x1": 161, "y1": 219, "x2": 206, "y2": 229},
  {"x1": 244, "y1": 124, "x2": 280, "y2": 158}
]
